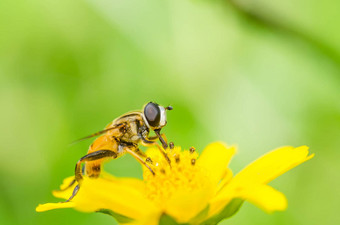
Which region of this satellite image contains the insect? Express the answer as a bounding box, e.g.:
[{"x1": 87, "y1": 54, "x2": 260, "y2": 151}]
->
[{"x1": 63, "y1": 102, "x2": 173, "y2": 201}]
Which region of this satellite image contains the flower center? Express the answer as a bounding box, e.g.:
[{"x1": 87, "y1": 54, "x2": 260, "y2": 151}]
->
[{"x1": 143, "y1": 146, "x2": 210, "y2": 207}]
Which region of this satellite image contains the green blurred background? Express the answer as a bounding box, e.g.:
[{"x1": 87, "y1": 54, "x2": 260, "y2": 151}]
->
[{"x1": 0, "y1": 0, "x2": 339, "y2": 224}]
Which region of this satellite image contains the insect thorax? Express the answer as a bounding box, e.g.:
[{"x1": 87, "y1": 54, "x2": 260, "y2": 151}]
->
[{"x1": 114, "y1": 113, "x2": 149, "y2": 144}]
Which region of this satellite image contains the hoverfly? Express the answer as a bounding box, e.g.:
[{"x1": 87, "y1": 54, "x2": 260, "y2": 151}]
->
[{"x1": 63, "y1": 102, "x2": 173, "y2": 201}]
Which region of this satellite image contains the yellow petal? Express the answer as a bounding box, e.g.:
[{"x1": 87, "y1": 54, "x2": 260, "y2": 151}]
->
[
  {"x1": 59, "y1": 176, "x2": 76, "y2": 190},
  {"x1": 52, "y1": 172, "x2": 145, "y2": 201},
  {"x1": 203, "y1": 168, "x2": 234, "y2": 220},
  {"x1": 207, "y1": 197, "x2": 233, "y2": 220},
  {"x1": 208, "y1": 146, "x2": 313, "y2": 218},
  {"x1": 233, "y1": 146, "x2": 314, "y2": 185},
  {"x1": 101, "y1": 171, "x2": 145, "y2": 191},
  {"x1": 38, "y1": 175, "x2": 160, "y2": 221},
  {"x1": 164, "y1": 186, "x2": 213, "y2": 223},
  {"x1": 207, "y1": 184, "x2": 287, "y2": 218},
  {"x1": 215, "y1": 168, "x2": 233, "y2": 194},
  {"x1": 36, "y1": 202, "x2": 75, "y2": 212},
  {"x1": 73, "y1": 177, "x2": 159, "y2": 220},
  {"x1": 235, "y1": 184, "x2": 287, "y2": 212},
  {"x1": 52, "y1": 176, "x2": 77, "y2": 200},
  {"x1": 197, "y1": 142, "x2": 236, "y2": 186}
]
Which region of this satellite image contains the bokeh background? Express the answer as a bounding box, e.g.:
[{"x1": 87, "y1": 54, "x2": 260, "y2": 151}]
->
[{"x1": 0, "y1": 0, "x2": 339, "y2": 225}]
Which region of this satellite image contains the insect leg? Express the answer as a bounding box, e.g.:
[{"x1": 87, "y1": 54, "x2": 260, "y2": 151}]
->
[
  {"x1": 155, "y1": 144, "x2": 171, "y2": 166},
  {"x1": 124, "y1": 147, "x2": 155, "y2": 176},
  {"x1": 147, "y1": 133, "x2": 168, "y2": 144},
  {"x1": 145, "y1": 135, "x2": 158, "y2": 141},
  {"x1": 140, "y1": 135, "x2": 171, "y2": 166},
  {"x1": 160, "y1": 133, "x2": 168, "y2": 145},
  {"x1": 75, "y1": 150, "x2": 117, "y2": 183},
  {"x1": 58, "y1": 179, "x2": 76, "y2": 192},
  {"x1": 55, "y1": 164, "x2": 86, "y2": 193},
  {"x1": 154, "y1": 129, "x2": 168, "y2": 150},
  {"x1": 65, "y1": 150, "x2": 117, "y2": 202},
  {"x1": 65, "y1": 184, "x2": 80, "y2": 202}
]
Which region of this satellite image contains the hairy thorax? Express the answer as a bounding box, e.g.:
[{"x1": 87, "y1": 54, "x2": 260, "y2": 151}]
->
[{"x1": 109, "y1": 112, "x2": 149, "y2": 145}]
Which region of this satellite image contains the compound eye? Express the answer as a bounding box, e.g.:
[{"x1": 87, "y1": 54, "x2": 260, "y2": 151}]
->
[{"x1": 144, "y1": 102, "x2": 161, "y2": 127}]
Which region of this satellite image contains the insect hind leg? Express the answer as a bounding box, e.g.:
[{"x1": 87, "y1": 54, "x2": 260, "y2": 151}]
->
[
  {"x1": 65, "y1": 150, "x2": 117, "y2": 202},
  {"x1": 65, "y1": 184, "x2": 80, "y2": 202},
  {"x1": 56, "y1": 165, "x2": 84, "y2": 193},
  {"x1": 75, "y1": 150, "x2": 117, "y2": 184}
]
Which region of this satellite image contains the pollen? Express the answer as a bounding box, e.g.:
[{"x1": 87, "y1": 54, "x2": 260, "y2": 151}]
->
[{"x1": 143, "y1": 146, "x2": 210, "y2": 208}]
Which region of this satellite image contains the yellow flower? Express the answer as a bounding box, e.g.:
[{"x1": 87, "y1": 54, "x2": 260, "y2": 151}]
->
[{"x1": 36, "y1": 142, "x2": 314, "y2": 225}]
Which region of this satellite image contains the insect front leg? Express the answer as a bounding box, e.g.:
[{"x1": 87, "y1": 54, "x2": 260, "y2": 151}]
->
[
  {"x1": 140, "y1": 134, "x2": 171, "y2": 166},
  {"x1": 154, "y1": 129, "x2": 168, "y2": 150},
  {"x1": 147, "y1": 133, "x2": 168, "y2": 143}
]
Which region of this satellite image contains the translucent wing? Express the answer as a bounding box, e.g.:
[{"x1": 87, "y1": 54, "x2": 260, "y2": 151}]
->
[{"x1": 70, "y1": 123, "x2": 125, "y2": 146}]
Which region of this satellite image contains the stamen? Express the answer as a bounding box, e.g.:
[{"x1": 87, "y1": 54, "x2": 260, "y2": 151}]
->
[
  {"x1": 175, "y1": 155, "x2": 180, "y2": 163},
  {"x1": 146, "y1": 157, "x2": 153, "y2": 164},
  {"x1": 169, "y1": 142, "x2": 174, "y2": 149},
  {"x1": 143, "y1": 146, "x2": 208, "y2": 208}
]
